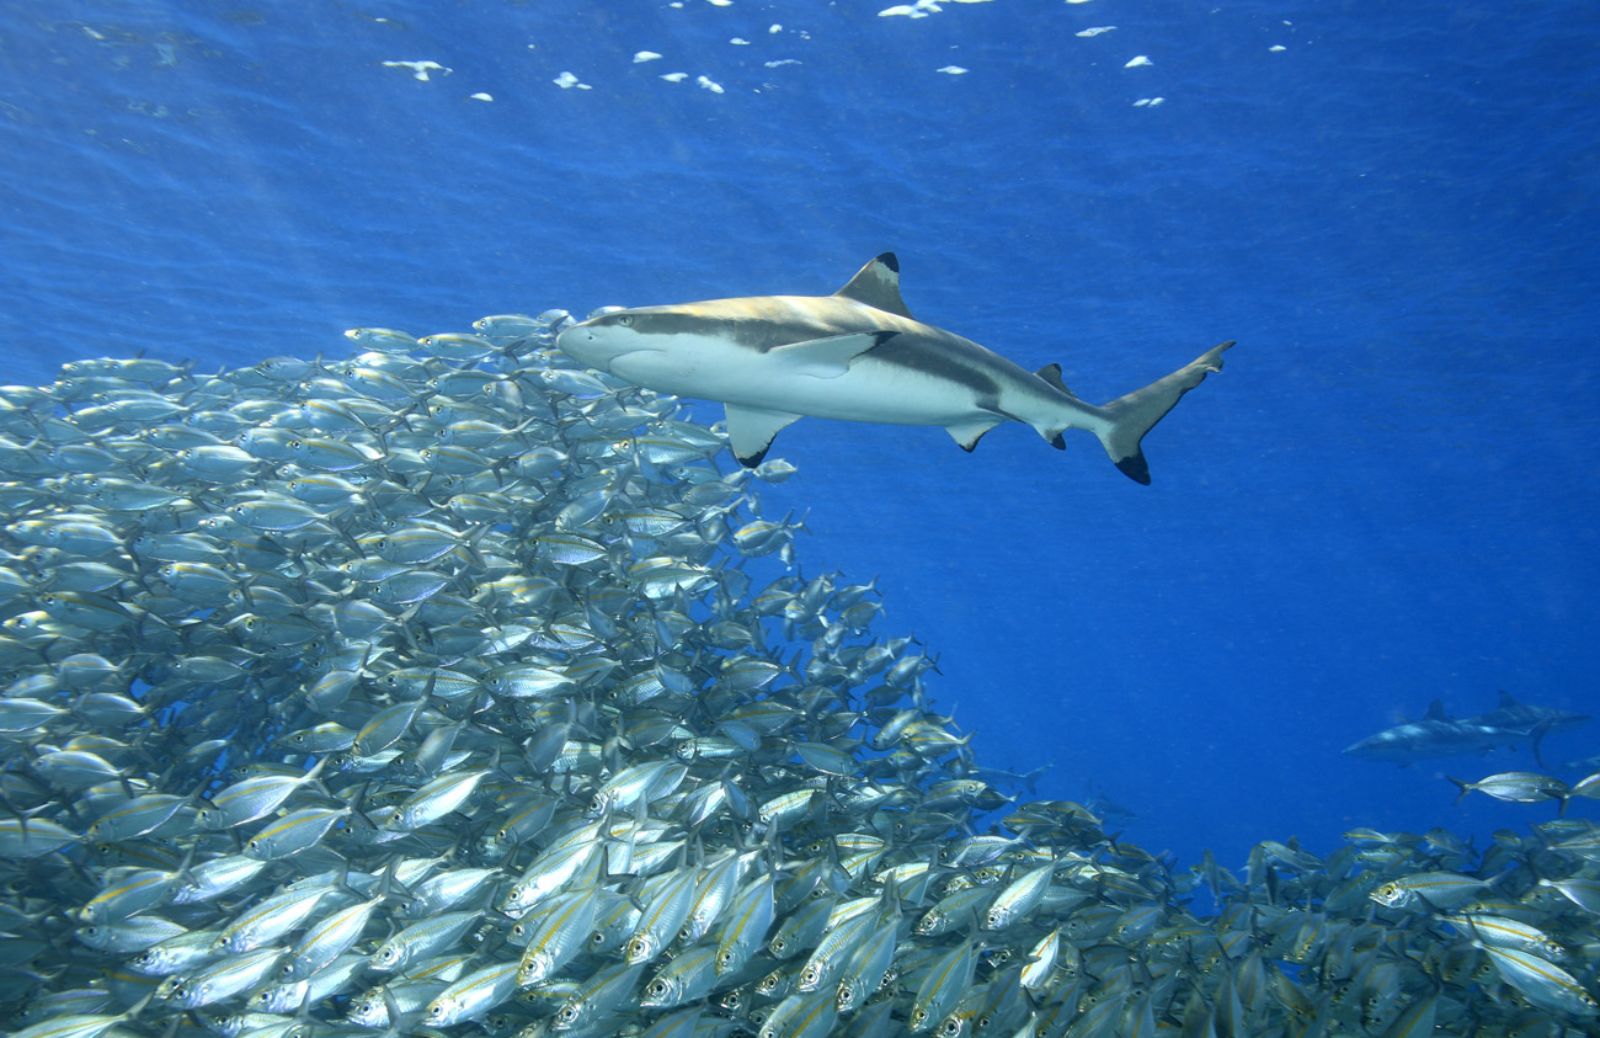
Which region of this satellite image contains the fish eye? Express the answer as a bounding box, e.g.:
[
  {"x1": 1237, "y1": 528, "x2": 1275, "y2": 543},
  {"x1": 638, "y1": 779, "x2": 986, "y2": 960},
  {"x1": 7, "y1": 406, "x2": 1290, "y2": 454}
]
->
[
  {"x1": 617, "y1": 315, "x2": 633, "y2": 327},
  {"x1": 647, "y1": 980, "x2": 668, "y2": 997},
  {"x1": 558, "y1": 1006, "x2": 579, "y2": 1023}
]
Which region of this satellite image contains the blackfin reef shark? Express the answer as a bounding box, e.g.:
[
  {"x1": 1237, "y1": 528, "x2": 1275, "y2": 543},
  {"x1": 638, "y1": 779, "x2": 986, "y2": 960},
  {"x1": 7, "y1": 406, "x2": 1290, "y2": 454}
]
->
[
  {"x1": 557, "y1": 253, "x2": 1233, "y2": 483},
  {"x1": 1344, "y1": 691, "x2": 1590, "y2": 766}
]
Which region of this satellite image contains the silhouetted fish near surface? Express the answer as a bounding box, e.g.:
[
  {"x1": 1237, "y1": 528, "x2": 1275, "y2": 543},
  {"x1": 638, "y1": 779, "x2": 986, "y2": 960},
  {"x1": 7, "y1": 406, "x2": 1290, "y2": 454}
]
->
[{"x1": 557, "y1": 253, "x2": 1233, "y2": 482}]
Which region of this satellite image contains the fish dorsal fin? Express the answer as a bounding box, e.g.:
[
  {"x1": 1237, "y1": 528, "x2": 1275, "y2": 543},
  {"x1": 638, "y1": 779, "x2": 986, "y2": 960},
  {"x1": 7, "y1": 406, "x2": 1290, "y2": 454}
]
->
[
  {"x1": 834, "y1": 253, "x2": 913, "y2": 318},
  {"x1": 1496, "y1": 690, "x2": 1517, "y2": 708},
  {"x1": 1035, "y1": 363, "x2": 1073, "y2": 395},
  {"x1": 1424, "y1": 699, "x2": 1449, "y2": 721},
  {"x1": 724, "y1": 405, "x2": 802, "y2": 468}
]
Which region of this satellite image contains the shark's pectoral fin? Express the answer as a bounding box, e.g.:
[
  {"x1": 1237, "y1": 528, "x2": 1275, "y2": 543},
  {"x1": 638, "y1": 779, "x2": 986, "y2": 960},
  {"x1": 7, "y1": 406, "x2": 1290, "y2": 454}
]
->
[
  {"x1": 725, "y1": 405, "x2": 803, "y2": 467},
  {"x1": 769, "y1": 331, "x2": 895, "y2": 379},
  {"x1": 944, "y1": 413, "x2": 1006, "y2": 453}
]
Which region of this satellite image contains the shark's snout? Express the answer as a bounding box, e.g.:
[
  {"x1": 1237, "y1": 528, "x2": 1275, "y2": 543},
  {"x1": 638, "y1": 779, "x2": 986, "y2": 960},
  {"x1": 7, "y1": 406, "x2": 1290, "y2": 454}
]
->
[{"x1": 555, "y1": 322, "x2": 613, "y2": 369}]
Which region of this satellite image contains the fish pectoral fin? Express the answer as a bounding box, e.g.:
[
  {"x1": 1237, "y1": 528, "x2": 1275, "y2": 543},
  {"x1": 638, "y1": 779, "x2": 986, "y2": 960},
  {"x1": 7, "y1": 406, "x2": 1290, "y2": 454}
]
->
[
  {"x1": 769, "y1": 331, "x2": 895, "y2": 379},
  {"x1": 944, "y1": 413, "x2": 1006, "y2": 453},
  {"x1": 724, "y1": 405, "x2": 803, "y2": 467}
]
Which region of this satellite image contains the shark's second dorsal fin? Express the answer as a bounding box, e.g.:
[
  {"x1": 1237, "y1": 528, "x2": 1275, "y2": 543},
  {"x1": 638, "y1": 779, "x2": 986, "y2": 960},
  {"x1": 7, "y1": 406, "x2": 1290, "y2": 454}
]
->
[
  {"x1": 835, "y1": 253, "x2": 913, "y2": 318},
  {"x1": 1035, "y1": 363, "x2": 1073, "y2": 396},
  {"x1": 1424, "y1": 699, "x2": 1449, "y2": 721}
]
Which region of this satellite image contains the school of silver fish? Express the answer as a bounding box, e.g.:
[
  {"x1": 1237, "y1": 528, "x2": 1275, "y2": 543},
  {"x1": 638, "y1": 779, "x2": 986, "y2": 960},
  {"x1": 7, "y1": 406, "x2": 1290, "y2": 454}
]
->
[{"x1": 0, "y1": 311, "x2": 1597, "y2": 1038}]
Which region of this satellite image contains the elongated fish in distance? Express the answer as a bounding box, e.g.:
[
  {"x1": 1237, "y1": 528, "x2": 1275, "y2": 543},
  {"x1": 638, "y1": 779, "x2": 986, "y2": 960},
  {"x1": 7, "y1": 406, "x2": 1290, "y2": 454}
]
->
[{"x1": 556, "y1": 253, "x2": 1233, "y2": 483}]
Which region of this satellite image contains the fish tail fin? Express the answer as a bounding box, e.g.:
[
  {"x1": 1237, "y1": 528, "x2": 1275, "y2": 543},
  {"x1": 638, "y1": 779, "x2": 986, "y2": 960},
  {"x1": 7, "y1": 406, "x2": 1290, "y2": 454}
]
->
[
  {"x1": 1095, "y1": 341, "x2": 1234, "y2": 484},
  {"x1": 1447, "y1": 776, "x2": 1471, "y2": 804}
]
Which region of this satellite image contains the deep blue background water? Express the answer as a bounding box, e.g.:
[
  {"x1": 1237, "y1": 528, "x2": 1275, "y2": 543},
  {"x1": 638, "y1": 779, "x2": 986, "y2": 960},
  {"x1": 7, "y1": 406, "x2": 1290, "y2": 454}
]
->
[{"x1": 3, "y1": 1, "x2": 1596, "y2": 869}]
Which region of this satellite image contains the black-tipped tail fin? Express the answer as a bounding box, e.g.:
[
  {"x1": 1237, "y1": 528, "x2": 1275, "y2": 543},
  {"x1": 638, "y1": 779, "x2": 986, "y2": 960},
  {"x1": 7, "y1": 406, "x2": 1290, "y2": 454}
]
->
[{"x1": 1096, "y1": 341, "x2": 1233, "y2": 485}]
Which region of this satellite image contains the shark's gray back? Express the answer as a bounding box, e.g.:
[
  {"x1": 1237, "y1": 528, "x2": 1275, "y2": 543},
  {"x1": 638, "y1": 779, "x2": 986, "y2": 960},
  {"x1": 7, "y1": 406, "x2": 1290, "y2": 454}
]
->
[{"x1": 630, "y1": 294, "x2": 1053, "y2": 400}]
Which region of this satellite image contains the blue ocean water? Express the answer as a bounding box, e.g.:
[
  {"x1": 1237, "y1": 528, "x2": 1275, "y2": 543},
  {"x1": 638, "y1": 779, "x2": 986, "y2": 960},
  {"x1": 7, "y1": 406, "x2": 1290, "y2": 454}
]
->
[{"x1": 2, "y1": 0, "x2": 1595, "y2": 874}]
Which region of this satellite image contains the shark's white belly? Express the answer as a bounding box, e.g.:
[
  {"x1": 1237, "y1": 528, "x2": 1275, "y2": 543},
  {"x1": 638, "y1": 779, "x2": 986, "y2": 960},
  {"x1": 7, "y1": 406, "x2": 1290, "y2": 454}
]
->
[{"x1": 608, "y1": 334, "x2": 999, "y2": 426}]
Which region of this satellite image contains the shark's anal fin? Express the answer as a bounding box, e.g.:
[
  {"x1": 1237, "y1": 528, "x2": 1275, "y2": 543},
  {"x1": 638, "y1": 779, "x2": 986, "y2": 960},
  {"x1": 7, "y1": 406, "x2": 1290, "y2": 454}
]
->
[
  {"x1": 725, "y1": 405, "x2": 802, "y2": 467},
  {"x1": 945, "y1": 413, "x2": 1006, "y2": 453},
  {"x1": 834, "y1": 254, "x2": 913, "y2": 318},
  {"x1": 769, "y1": 331, "x2": 895, "y2": 379}
]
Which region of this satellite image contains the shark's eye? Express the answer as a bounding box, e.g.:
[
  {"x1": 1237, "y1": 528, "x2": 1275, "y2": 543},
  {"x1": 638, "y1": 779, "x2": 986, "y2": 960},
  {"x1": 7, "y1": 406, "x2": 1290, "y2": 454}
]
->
[{"x1": 617, "y1": 314, "x2": 633, "y2": 327}]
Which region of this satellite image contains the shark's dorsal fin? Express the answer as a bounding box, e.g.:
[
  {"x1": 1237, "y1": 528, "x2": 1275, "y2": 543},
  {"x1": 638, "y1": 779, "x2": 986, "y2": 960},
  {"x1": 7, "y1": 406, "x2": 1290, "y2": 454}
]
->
[
  {"x1": 1424, "y1": 699, "x2": 1449, "y2": 721},
  {"x1": 1496, "y1": 690, "x2": 1517, "y2": 708},
  {"x1": 725, "y1": 405, "x2": 802, "y2": 467},
  {"x1": 835, "y1": 253, "x2": 913, "y2": 318},
  {"x1": 1035, "y1": 363, "x2": 1073, "y2": 396}
]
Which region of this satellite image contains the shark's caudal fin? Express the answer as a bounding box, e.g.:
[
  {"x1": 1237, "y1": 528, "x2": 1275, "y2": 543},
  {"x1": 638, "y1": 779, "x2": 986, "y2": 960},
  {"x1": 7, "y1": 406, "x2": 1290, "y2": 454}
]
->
[{"x1": 1094, "y1": 341, "x2": 1234, "y2": 484}]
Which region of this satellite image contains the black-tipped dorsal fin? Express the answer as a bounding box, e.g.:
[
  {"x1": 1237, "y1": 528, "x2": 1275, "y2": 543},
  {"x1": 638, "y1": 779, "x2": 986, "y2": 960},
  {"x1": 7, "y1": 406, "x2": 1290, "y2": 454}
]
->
[
  {"x1": 1424, "y1": 699, "x2": 1449, "y2": 721},
  {"x1": 1035, "y1": 363, "x2": 1072, "y2": 396},
  {"x1": 834, "y1": 253, "x2": 912, "y2": 318}
]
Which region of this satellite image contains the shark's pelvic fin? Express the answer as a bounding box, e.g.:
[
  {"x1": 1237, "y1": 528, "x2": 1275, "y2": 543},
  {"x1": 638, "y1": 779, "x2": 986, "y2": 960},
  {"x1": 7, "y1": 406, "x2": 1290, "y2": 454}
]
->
[
  {"x1": 945, "y1": 413, "x2": 1006, "y2": 453},
  {"x1": 770, "y1": 331, "x2": 896, "y2": 379},
  {"x1": 1094, "y1": 340, "x2": 1234, "y2": 485},
  {"x1": 725, "y1": 405, "x2": 802, "y2": 467},
  {"x1": 834, "y1": 253, "x2": 913, "y2": 318}
]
